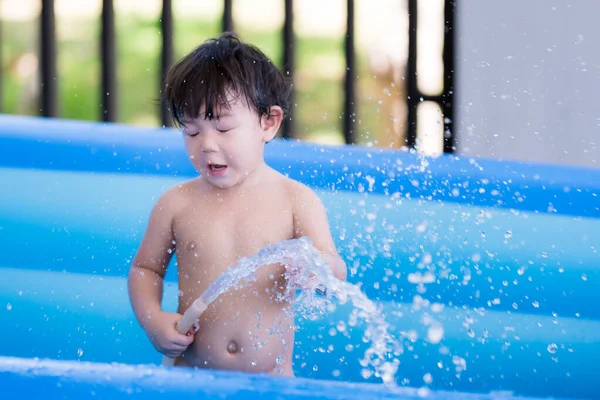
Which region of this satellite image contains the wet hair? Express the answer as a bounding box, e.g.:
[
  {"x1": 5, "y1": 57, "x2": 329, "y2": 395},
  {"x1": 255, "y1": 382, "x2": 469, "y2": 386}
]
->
[{"x1": 163, "y1": 32, "x2": 291, "y2": 127}]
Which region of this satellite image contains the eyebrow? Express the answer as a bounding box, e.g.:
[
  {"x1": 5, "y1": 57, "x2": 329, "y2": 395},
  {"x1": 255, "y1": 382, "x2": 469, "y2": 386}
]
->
[
  {"x1": 183, "y1": 111, "x2": 232, "y2": 123},
  {"x1": 210, "y1": 110, "x2": 232, "y2": 119}
]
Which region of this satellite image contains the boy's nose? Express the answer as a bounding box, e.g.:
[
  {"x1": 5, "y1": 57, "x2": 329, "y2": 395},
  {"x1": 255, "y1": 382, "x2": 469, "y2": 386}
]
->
[{"x1": 199, "y1": 133, "x2": 217, "y2": 153}]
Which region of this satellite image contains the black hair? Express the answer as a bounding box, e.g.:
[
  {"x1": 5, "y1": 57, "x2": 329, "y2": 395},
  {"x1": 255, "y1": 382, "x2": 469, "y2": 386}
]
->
[{"x1": 163, "y1": 32, "x2": 291, "y2": 127}]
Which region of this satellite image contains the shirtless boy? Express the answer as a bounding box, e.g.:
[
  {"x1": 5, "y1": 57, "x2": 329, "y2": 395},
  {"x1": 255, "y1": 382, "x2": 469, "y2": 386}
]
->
[{"x1": 127, "y1": 33, "x2": 347, "y2": 376}]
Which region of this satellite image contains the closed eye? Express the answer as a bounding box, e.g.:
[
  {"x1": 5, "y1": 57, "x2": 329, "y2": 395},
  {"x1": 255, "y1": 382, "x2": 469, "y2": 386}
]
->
[
  {"x1": 217, "y1": 126, "x2": 235, "y2": 133},
  {"x1": 179, "y1": 125, "x2": 199, "y2": 136}
]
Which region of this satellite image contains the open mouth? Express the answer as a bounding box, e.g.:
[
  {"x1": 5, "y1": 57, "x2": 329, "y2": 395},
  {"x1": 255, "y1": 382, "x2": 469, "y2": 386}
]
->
[
  {"x1": 208, "y1": 163, "x2": 227, "y2": 171},
  {"x1": 207, "y1": 163, "x2": 228, "y2": 175}
]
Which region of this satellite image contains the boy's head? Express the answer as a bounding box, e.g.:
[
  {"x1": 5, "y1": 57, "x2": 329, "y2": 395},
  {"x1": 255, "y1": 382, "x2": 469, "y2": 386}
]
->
[
  {"x1": 163, "y1": 33, "x2": 290, "y2": 189},
  {"x1": 163, "y1": 32, "x2": 291, "y2": 130}
]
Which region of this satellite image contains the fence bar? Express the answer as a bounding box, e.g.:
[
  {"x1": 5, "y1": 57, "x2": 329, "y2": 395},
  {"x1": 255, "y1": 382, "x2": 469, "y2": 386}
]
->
[
  {"x1": 442, "y1": 0, "x2": 455, "y2": 153},
  {"x1": 406, "y1": 0, "x2": 418, "y2": 149},
  {"x1": 222, "y1": 0, "x2": 233, "y2": 32},
  {"x1": 160, "y1": 0, "x2": 174, "y2": 127},
  {"x1": 101, "y1": 0, "x2": 117, "y2": 122},
  {"x1": 343, "y1": 0, "x2": 356, "y2": 145},
  {"x1": 40, "y1": 0, "x2": 58, "y2": 117},
  {"x1": 281, "y1": 0, "x2": 294, "y2": 139}
]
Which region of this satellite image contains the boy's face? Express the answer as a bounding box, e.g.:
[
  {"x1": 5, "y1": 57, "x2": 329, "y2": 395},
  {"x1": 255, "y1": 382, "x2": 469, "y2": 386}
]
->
[{"x1": 179, "y1": 93, "x2": 281, "y2": 189}]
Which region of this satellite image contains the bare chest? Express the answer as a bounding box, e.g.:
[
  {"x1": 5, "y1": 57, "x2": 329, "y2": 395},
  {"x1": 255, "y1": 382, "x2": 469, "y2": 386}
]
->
[{"x1": 172, "y1": 195, "x2": 294, "y2": 303}]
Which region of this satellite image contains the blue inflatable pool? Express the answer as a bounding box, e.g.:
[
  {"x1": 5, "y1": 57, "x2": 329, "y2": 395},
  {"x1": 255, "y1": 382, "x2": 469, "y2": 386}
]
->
[{"x1": 0, "y1": 115, "x2": 598, "y2": 399}]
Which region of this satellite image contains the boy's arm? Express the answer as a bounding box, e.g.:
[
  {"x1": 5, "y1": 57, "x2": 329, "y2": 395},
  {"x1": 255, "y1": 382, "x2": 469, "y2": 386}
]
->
[
  {"x1": 128, "y1": 190, "x2": 177, "y2": 332},
  {"x1": 292, "y1": 183, "x2": 347, "y2": 281}
]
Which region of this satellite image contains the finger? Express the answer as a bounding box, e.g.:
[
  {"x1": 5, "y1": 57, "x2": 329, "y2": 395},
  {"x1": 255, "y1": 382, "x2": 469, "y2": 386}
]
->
[
  {"x1": 165, "y1": 343, "x2": 188, "y2": 356},
  {"x1": 173, "y1": 332, "x2": 196, "y2": 347},
  {"x1": 182, "y1": 333, "x2": 195, "y2": 346},
  {"x1": 166, "y1": 350, "x2": 182, "y2": 359},
  {"x1": 172, "y1": 336, "x2": 190, "y2": 347}
]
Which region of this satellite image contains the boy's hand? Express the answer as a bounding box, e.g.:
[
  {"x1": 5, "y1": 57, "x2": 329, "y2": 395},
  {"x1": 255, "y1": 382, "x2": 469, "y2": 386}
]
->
[
  {"x1": 147, "y1": 311, "x2": 198, "y2": 358},
  {"x1": 284, "y1": 260, "x2": 319, "y2": 291}
]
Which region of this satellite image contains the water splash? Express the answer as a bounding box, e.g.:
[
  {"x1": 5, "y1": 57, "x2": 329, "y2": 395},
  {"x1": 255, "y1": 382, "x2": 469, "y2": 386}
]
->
[{"x1": 192, "y1": 236, "x2": 400, "y2": 384}]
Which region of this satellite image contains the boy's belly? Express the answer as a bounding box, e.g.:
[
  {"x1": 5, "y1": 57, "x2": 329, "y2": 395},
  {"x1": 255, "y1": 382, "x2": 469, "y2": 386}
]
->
[{"x1": 176, "y1": 293, "x2": 295, "y2": 373}]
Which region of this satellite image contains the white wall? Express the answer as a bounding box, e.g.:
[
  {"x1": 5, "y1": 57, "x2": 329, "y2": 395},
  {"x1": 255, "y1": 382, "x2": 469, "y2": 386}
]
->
[{"x1": 455, "y1": 0, "x2": 600, "y2": 167}]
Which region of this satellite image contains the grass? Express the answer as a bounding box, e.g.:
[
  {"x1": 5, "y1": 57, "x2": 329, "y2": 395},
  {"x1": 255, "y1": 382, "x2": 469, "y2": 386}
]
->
[{"x1": 1, "y1": 15, "x2": 406, "y2": 146}]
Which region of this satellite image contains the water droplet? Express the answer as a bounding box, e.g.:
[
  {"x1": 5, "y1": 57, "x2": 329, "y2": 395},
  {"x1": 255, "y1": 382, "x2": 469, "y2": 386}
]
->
[
  {"x1": 6, "y1": 303, "x2": 12, "y2": 311},
  {"x1": 518, "y1": 266, "x2": 525, "y2": 275},
  {"x1": 452, "y1": 356, "x2": 467, "y2": 372},
  {"x1": 547, "y1": 343, "x2": 558, "y2": 354},
  {"x1": 423, "y1": 373, "x2": 433, "y2": 384},
  {"x1": 504, "y1": 230, "x2": 513, "y2": 239},
  {"x1": 77, "y1": 348, "x2": 84, "y2": 357},
  {"x1": 427, "y1": 325, "x2": 444, "y2": 344},
  {"x1": 251, "y1": 360, "x2": 257, "y2": 366},
  {"x1": 581, "y1": 274, "x2": 588, "y2": 281},
  {"x1": 313, "y1": 365, "x2": 318, "y2": 371}
]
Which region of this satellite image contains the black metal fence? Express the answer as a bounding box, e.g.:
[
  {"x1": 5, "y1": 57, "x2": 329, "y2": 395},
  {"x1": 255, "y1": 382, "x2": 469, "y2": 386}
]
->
[{"x1": 1, "y1": 0, "x2": 456, "y2": 152}]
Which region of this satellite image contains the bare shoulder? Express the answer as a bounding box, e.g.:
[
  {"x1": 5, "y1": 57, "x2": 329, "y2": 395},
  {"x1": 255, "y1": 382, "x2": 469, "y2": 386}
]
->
[
  {"x1": 259, "y1": 167, "x2": 306, "y2": 197},
  {"x1": 281, "y1": 177, "x2": 327, "y2": 224},
  {"x1": 154, "y1": 180, "x2": 187, "y2": 207},
  {"x1": 284, "y1": 177, "x2": 322, "y2": 207},
  {"x1": 152, "y1": 177, "x2": 204, "y2": 217}
]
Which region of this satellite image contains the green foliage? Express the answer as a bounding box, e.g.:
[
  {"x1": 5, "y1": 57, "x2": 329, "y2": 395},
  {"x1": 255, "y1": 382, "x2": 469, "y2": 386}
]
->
[{"x1": 1, "y1": 16, "x2": 397, "y2": 145}]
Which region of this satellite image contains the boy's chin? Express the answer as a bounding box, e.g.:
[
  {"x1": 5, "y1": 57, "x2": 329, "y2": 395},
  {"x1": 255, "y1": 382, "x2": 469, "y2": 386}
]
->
[{"x1": 203, "y1": 176, "x2": 239, "y2": 190}]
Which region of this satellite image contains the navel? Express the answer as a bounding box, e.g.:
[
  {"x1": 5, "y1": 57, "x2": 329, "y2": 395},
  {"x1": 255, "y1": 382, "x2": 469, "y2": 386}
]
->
[{"x1": 227, "y1": 340, "x2": 239, "y2": 354}]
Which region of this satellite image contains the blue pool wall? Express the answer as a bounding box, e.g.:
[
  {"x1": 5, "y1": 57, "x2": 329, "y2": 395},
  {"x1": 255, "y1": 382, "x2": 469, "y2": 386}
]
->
[{"x1": 1, "y1": 115, "x2": 599, "y2": 399}]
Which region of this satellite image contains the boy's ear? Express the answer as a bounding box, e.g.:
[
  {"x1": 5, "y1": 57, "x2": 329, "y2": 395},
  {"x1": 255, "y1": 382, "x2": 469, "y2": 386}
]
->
[{"x1": 260, "y1": 106, "x2": 284, "y2": 142}]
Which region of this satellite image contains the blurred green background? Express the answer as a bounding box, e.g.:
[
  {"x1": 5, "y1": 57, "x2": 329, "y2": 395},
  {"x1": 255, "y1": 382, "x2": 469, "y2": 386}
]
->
[{"x1": 1, "y1": 0, "x2": 417, "y2": 148}]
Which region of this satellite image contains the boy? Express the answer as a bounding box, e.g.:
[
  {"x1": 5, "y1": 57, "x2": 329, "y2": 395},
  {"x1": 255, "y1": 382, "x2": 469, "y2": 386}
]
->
[{"x1": 127, "y1": 32, "x2": 347, "y2": 377}]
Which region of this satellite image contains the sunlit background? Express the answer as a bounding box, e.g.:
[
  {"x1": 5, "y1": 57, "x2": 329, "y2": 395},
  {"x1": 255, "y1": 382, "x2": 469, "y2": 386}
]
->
[{"x1": 0, "y1": 0, "x2": 446, "y2": 154}]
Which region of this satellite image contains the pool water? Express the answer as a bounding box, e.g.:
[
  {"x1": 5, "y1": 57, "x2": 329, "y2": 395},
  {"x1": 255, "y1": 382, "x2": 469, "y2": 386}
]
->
[{"x1": 1, "y1": 115, "x2": 599, "y2": 399}]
